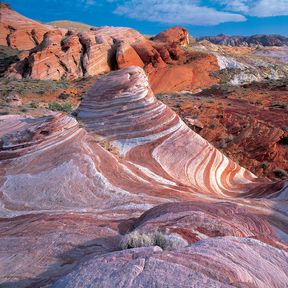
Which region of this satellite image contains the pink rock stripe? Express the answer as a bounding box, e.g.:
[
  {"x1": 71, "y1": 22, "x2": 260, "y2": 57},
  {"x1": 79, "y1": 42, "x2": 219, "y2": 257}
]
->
[{"x1": 0, "y1": 66, "x2": 287, "y2": 287}]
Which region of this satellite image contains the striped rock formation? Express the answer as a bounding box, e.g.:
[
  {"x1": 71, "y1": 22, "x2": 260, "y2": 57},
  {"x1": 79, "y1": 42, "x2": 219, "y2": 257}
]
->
[
  {"x1": 53, "y1": 238, "x2": 288, "y2": 288},
  {"x1": 0, "y1": 67, "x2": 287, "y2": 287},
  {"x1": 2, "y1": 6, "x2": 218, "y2": 92},
  {"x1": 77, "y1": 66, "x2": 278, "y2": 198},
  {"x1": 5, "y1": 23, "x2": 204, "y2": 90},
  {"x1": 6, "y1": 26, "x2": 145, "y2": 80}
]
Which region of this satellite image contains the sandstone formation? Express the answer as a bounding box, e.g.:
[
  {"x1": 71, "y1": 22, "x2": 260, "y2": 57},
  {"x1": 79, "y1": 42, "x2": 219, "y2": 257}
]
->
[
  {"x1": 148, "y1": 53, "x2": 219, "y2": 93},
  {"x1": 0, "y1": 2, "x2": 54, "y2": 50},
  {"x1": 1, "y1": 6, "x2": 219, "y2": 93},
  {"x1": 5, "y1": 22, "x2": 207, "y2": 92},
  {"x1": 152, "y1": 26, "x2": 190, "y2": 46},
  {"x1": 158, "y1": 79, "x2": 288, "y2": 180},
  {"x1": 2, "y1": 5, "x2": 288, "y2": 95},
  {"x1": 53, "y1": 237, "x2": 288, "y2": 287},
  {"x1": 5, "y1": 26, "x2": 146, "y2": 80},
  {"x1": 0, "y1": 67, "x2": 287, "y2": 287}
]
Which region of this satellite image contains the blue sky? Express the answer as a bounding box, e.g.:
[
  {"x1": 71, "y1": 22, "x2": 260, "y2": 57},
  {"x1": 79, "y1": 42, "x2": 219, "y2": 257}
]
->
[{"x1": 6, "y1": 0, "x2": 288, "y2": 36}]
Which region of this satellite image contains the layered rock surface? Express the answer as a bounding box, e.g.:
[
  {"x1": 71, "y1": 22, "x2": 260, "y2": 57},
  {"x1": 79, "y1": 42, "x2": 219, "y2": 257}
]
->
[
  {"x1": 5, "y1": 26, "x2": 145, "y2": 80},
  {"x1": 2, "y1": 5, "x2": 288, "y2": 94},
  {"x1": 0, "y1": 3, "x2": 54, "y2": 50},
  {"x1": 1, "y1": 5, "x2": 219, "y2": 92},
  {"x1": 53, "y1": 237, "x2": 288, "y2": 288},
  {"x1": 0, "y1": 67, "x2": 287, "y2": 287},
  {"x1": 157, "y1": 80, "x2": 288, "y2": 181}
]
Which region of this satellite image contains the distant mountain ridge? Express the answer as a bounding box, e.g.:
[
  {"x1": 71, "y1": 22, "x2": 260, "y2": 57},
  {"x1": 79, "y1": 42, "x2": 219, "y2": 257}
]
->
[{"x1": 197, "y1": 34, "x2": 288, "y2": 47}]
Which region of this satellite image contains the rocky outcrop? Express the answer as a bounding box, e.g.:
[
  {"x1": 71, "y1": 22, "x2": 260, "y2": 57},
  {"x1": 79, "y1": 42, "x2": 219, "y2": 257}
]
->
[
  {"x1": 6, "y1": 27, "x2": 145, "y2": 80},
  {"x1": 153, "y1": 26, "x2": 190, "y2": 46},
  {"x1": 6, "y1": 26, "x2": 217, "y2": 91},
  {"x1": 148, "y1": 53, "x2": 219, "y2": 93},
  {"x1": 8, "y1": 29, "x2": 83, "y2": 80},
  {"x1": 0, "y1": 2, "x2": 55, "y2": 50},
  {"x1": 5, "y1": 25, "x2": 187, "y2": 82},
  {"x1": 158, "y1": 78, "x2": 288, "y2": 180},
  {"x1": 53, "y1": 237, "x2": 288, "y2": 288},
  {"x1": 197, "y1": 34, "x2": 288, "y2": 47},
  {"x1": 0, "y1": 67, "x2": 287, "y2": 286},
  {"x1": 4, "y1": 24, "x2": 193, "y2": 83},
  {"x1": 2, "y1": 7, "x2": 218, "y2": 93},
  {"x1": 116, "y1": 41, "x2": 144, "y2": 69}
]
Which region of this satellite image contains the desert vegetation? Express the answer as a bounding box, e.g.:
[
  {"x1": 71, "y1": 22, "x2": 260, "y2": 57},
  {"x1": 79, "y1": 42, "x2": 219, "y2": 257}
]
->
[
  {"x1": 0, "y1": 78, "x2": 69, "y2": 97},
  {"x1": 48, "y1": 102, "x2": 73, "y2": 113},
  {"x1": 120, "y1": 230, "x2": 188, "y2": 251}
]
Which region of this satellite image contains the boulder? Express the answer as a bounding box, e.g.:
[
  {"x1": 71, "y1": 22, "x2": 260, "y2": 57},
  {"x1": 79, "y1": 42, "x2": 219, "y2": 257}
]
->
[{"x1": 153, "y1": 26, "x2": 190, "y2": 46}]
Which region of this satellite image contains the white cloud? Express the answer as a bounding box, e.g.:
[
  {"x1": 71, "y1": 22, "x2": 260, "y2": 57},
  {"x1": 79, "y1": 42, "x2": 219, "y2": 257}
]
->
[
  {"x1": 114, "y1": 0, "x2": 246, "y2": 25},
  {"x1": 215, "y1": 0, "x2": 288, "y2": 17},
  {"x1": 250, "y1": 0, "x2": 288, "y2": 17},
  {"x1": 46, "y1": 0, "x2": 288, "y2": 25}
]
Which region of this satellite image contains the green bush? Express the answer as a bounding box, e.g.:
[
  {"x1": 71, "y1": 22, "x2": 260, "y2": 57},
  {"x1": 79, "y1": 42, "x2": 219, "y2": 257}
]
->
[
  {"x1": 48, "y1": 102, "x2": 73, "y2": 113},
  {"x1": 30, "y1": 101, "x2": 39, "y2": 109},
  {"x1": 273, "y1": 169, "x2": 288, "y2": 179},
  {"x1": 20, "y1": 107, "x2": 28, "y2": 113},
  {"x1": 58, "y1": 93, "x2": 71, "y2": 100},
  {"x1": 120, "y1": 230, "x2": 188, "y2": 251},
  {"x1": 261, "y1": 162, "x2": 269, "y2": 170}
]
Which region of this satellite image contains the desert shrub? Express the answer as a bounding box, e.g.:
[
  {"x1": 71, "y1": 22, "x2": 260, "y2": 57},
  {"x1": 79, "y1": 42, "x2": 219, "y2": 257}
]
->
[
  {"x1": 242, "y1": 124, "x2": 251, "y2": 129},
  {"x1": 184, "y1": 51, "x2": 208, "y2": 63},
  {"x1": 225, "y1": 134, "x2": 234, "y2": 142},
  {"x1": 273, "y1": 169, "x2": 288, "y2": 179},
  {"x1": 20, "y1": 107, "x2": 28, "y2": 113},
  {"x1": 210, "y1": 123, "x2": 217, "y2": 129},
  {"x1": 271, "y1": 103, "x2": 287, "y2": 109},
  {"x1": 48, "y1": 102, "x2": 73, "y2": 113},
  {"x1": 120, "y1": 230, "x2": 187, "y2": 251},
  {"x1": 0, "y1": 78, "x2": 69, "y2": 97},
  {"x1": 219, "y1": 143, "x2": 227, "y2": 149},
  {"x1": 278, "y1": 136, "x2": 288, "y2": 145},
  {"x1": 261, "y1": 162, "x2": 269, "y2": 169},
  {"x1": 30, "y1": 101, "x2": 38, "y2": 109},
  {"x1": 58, "y1": 93, "x2": 71, "y2": 100}
]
